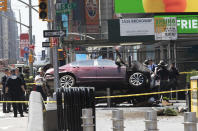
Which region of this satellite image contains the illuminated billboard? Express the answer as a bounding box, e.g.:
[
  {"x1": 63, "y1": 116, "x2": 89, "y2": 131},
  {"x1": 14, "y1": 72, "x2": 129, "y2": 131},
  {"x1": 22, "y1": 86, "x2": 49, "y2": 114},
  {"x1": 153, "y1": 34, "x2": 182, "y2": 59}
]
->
[{"x1": 115, "y1": 0, "x2": 198, "y2": 13}]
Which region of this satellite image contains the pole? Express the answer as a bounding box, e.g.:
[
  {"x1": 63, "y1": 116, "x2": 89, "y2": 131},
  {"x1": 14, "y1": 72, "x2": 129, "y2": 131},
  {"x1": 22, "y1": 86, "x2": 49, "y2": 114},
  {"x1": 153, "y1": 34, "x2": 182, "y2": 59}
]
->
[
  {"x1": 107, "y1": 88, "x2": 111, "y2": 107},
  {"x1": 81, "y1": 108, "x2": 94, "y2": 131},
  {"x1": 183, "y1": 112, "x2": 197, "y2": 131},
  {"x1": 173, "y1": 41, "x2": 178, "y2": 100},
  {"x1": 145, "y1": 111, "x2": 158, "y2": 131},
  {"x1": 112, "y1": 110, "x2": 124, "y2": 131},
  {"x1": 29, "y1": 0, "x2": 33, "y2": 76}
]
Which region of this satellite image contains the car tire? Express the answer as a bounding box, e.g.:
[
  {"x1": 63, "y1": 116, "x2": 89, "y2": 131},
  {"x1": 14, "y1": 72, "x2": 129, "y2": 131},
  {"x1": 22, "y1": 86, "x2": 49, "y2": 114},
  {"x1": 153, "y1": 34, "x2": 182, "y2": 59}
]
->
[
  {"x1": 60, "y1": 75, "x2": 75, "y2": 88},
  {"x1": 128, "y1": 72, "x2": 145, "y2": 87}
]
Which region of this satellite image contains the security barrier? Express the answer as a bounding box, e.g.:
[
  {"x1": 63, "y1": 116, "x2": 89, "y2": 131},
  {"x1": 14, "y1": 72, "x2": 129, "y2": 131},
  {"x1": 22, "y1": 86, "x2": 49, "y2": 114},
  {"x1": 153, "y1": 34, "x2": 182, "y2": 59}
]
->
[{"x1": 56, "y1": 87, "x2": 95, "y2": 131}]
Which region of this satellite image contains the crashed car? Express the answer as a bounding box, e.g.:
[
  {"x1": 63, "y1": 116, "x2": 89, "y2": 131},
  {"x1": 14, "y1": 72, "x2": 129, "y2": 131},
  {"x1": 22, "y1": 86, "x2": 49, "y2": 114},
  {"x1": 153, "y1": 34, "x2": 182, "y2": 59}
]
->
[{"x1": 44, "y1": 59, "x2": 154, "y2": 99}]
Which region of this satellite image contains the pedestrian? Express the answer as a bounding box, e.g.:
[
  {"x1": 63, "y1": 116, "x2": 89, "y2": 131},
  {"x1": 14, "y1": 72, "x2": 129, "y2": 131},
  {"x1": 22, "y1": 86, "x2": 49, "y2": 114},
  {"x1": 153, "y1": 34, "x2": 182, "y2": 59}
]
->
[
  {"x1": 169, "y1": 63, "x2": 179, "y2": 90},
  {"x1": 5, "y1": 69, "x2": 25, "y2": 117},
  {"x1": 1, "y1": 68, "x2": 11, "y2": 113},
  {"x1": 148, "y1": 59, "x2": 156, "y2": 72},
  {"x1": 115, "y1": 46, "x2": 126, "y2": 67},
  {"x1": 34, "y1": 67, "x2": 47, "y2": 100},
  {"x1": 15, "y1": 68, "x2": 28, "y2": 113}
]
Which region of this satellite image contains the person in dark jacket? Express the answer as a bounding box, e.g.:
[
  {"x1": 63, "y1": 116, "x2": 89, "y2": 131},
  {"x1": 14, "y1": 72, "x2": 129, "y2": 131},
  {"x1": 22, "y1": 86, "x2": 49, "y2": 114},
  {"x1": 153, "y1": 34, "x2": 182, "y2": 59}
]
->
[
  {"x1": 1, "y1": 68, "x2": 11, "y2": 113},
  {"x1": 169, "y1": 63, "x2": 179, "y2": 90},
  {"x1": 16, "y1": 68, "x2": 28, "y2": 113},
  {"x1": 6, "y1": 69, "x2": 26, "y2": 117},
  {"x1": 156, "y1": 60, "x2": 170, "y2": 99}
]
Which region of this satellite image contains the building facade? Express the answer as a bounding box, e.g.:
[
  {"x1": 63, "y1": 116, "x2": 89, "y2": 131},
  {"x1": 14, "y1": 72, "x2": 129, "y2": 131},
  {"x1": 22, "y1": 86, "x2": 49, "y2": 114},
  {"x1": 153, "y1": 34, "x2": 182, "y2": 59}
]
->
[{"x1": 0, "y1": 0, "x2": 18, "y2": 64}]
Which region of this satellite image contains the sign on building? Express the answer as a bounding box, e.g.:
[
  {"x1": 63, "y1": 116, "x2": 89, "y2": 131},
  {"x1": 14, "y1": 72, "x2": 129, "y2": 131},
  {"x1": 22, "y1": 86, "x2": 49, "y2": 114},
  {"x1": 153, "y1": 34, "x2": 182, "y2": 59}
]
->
[
  {"x1": 154, "y1": 17, "x2": 177, "y2": 40},
  {"x1": 120, "y1": 18, "x2": 154, "y2": 36},
  {"x1": 20, "y1": 33, "x2": 29, "y2": 58}
]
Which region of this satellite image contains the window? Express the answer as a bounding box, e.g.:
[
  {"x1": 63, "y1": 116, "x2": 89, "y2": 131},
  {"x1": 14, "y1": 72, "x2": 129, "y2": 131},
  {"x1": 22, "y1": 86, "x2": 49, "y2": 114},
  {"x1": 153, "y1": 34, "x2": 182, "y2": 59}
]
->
[
  {"x1": 70, "y1": 61, "x2": 79, "y2": 66},
  {"x1": 79, "y1": 60, "x2": 94, "y2": 67},
  {"x1": 97, "y1": 59, "x2": 116, "y2": 67}
]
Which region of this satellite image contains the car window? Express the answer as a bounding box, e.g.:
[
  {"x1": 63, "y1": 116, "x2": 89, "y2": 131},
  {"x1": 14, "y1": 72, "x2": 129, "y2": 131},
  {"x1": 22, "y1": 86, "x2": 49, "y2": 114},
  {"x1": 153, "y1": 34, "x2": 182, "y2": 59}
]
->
[
  {"x1": 70, "y1": 61, "x2": 79, "y2": 66},
  {"x1": 97, "y1": 59, "x2": 116, "y2": 67},
  {"x1": 79, "y1": 60, "x2": 94, "y2": 67}
]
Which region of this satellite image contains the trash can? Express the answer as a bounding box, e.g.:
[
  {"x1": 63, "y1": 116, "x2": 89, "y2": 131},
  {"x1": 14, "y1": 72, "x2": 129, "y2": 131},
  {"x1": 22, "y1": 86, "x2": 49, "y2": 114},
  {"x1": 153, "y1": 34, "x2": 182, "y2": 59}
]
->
[{"x1": 190, "y1": 76, "x2": 198, "y2": 118}]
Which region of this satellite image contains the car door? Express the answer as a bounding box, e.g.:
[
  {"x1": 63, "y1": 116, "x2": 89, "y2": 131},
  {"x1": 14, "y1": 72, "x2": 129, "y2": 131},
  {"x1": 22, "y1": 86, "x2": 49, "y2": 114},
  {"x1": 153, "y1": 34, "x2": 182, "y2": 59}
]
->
[
  {"x1": 75, "y1": 60, "x2": 97, "y2": 82},
  {"x1": 96, "y1": 59, "x2": 126, "y2": 82}
]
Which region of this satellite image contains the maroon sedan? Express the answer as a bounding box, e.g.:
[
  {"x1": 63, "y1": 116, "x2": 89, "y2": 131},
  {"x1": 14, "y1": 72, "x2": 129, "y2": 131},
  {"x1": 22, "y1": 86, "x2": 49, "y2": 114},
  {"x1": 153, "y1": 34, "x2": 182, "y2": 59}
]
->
[{"x1": 45, "y1": 59, "x2": 148, "y2": 90}]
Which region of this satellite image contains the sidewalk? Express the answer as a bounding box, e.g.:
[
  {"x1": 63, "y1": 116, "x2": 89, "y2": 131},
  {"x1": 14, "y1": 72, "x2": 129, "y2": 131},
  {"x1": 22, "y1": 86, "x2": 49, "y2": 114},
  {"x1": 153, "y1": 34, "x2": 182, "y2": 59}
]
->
[{"x1": 0, "y1": 111, "x2": 28, "y2": 131}]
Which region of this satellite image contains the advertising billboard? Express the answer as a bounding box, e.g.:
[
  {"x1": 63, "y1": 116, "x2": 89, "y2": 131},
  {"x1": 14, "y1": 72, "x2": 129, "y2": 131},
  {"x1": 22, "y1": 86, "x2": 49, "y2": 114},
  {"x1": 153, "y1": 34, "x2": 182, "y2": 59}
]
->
[
  {"x1": 20, "y1": 33, "x2": 29, "y2": 58},
  {"x1": 154, "y1": 17, "x2": 177, "y2": 40},
  {"x1": 84, "y1": 0, "x2": 99, "y2": 33},
  {"x1": 155, "y1": 15, "x2": 198, "y2": 34},
  {"x1": 120, "y1": 18, "x2": 154, "y2": 36},
  {"x1": 115, "y1": 0, "x2": 198, "y2": 13}
]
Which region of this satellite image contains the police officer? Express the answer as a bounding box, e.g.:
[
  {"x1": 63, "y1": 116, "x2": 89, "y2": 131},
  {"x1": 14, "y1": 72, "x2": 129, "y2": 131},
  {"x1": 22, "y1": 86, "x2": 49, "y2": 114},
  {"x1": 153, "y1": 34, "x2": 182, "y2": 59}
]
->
[
  {"x1": 1, "y1": 68, "x2": 11, "y2": 113},
  {"x1": 16, "y1": 68, "x2": 28, "y2": 113},
  {"x1": 6, "y1": 69, "x2": 25, "y2": 117},
  {"x1": 156, "y1": 60, "x2": 170, "y2": 100}
]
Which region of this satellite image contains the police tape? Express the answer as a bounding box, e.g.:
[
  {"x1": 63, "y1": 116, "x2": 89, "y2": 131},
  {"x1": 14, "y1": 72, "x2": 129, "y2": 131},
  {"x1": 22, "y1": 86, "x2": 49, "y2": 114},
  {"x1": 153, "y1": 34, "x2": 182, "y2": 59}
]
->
[
  {"x1": 26, "y1": 83, "x2": 39, "y2": 85},
  {"x1": 180, "y1": 71, "x2": 198, "y2": 74},
  {"x1": 95, "y1": 88, "x2": 193, "y2": 99},
  {"x1": 0, "y1": 88, "x2": 195, "y2": 103}
]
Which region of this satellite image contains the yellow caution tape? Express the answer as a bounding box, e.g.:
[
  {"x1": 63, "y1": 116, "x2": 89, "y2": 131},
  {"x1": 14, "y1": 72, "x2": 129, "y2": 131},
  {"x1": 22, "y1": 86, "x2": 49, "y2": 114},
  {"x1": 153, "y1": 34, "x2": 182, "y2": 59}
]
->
[
  {"x1": 26, "y1": 83, "x2": 39, "y2": 85},
  {"x1": 0, "y1": 88, "x2": 195, "y2": 103},
  {"x1": 180, "y1": 71, "x2": 198, "y2": 74},
  {"x1": 95, "y1": 88, "x2": 193, "y2": 99}
]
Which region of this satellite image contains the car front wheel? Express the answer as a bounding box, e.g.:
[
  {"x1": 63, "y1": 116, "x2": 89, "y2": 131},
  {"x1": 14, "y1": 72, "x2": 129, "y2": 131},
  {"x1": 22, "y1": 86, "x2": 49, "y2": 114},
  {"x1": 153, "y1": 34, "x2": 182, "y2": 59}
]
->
[
  {"x1": 129, "y1": 72, "x2": 145, "y2": 87},
  {"x1": 60, "y1": 75, "x2": 75, "y2": 88}
]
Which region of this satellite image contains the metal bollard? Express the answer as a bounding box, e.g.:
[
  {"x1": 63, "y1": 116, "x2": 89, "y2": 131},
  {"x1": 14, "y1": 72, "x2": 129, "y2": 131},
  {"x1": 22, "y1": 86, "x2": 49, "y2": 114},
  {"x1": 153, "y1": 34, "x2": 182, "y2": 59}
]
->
[
  {"x1": 81, "y1": 108, "x2": 95, "y2": 131},
  {"x1": 145, "y1": 111, "x2": 158, "y2": 131},
  {"x1": 183, "y1": 112, "x2": 197, "y2": 131},
  {"x1": 107, "y1": 88, "x2": 111, "y2": 107},
  {"x1": 112, "y1": 110, "x2": 125, "y2": 131}
]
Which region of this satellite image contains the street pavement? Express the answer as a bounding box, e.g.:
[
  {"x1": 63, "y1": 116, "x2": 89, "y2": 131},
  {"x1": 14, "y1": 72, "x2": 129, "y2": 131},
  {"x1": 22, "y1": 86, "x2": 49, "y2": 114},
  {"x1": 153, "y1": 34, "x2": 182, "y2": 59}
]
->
[
  {"x1": 0, "y1": 101, "x2": 194, "y2": 131},
  {"x1": 0, "y1": 104, "x2": 28, "y2": 131}
]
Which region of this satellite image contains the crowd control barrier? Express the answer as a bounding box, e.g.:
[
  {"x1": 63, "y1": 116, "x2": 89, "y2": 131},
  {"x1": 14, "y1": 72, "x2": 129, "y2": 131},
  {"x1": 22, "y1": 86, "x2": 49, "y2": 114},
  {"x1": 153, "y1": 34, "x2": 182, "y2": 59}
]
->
[{"x1": 56, "y1": 87, "x2": 95, "y2": 131}]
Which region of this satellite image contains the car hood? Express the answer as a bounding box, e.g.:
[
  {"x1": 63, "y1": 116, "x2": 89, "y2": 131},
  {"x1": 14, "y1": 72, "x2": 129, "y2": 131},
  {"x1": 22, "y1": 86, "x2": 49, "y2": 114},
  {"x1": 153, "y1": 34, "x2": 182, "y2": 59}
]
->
[{"x1": 45, "y1": 64, "x2": 70, "y2": 75}]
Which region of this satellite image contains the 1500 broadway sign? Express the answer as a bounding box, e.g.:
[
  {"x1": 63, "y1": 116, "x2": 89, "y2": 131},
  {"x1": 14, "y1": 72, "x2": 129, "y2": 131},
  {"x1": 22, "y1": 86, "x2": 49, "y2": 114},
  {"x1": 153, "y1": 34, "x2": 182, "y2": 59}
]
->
[{"x1": 120, "y1": 18, "x2": 154, "y2": 36}]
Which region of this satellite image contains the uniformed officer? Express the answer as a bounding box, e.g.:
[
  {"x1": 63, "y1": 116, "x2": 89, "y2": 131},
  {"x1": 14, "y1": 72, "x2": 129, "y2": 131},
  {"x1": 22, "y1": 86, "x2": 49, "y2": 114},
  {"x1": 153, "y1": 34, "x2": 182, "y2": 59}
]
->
[
  {"x1": 16, "y1": 68, "x2": 28, "y2": 113},
  {"x1": 1, "y1": 68, "x2": 11, "y2": 113},
  {"x1": 6, "y1": 69, "x2": 26, "y2": 117}
]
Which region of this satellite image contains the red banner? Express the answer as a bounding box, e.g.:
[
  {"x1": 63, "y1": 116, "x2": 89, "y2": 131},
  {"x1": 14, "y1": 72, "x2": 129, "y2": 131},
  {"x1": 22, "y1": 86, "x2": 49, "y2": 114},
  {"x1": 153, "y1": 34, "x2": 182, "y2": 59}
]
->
[
  {"x1": 20, "y1": 33, "x2": 29, "y2": 58},
  {"x1": 85, "y1": 0, "x2": 99, "y2": 33}
]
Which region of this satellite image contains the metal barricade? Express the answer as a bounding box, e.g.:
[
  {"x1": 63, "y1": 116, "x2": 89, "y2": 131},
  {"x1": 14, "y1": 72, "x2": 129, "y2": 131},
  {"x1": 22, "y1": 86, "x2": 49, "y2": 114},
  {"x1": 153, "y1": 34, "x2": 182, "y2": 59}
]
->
[{"x1": 56, "y1": 87, "x2": 95, "y2": 131}]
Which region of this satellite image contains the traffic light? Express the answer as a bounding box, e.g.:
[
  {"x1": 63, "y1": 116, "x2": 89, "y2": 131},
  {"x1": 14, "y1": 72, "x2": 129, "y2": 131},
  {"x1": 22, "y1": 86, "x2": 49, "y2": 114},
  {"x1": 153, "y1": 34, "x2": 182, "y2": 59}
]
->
[
  {"x1": 0, "y1": 0, "x2": 7, "y2": 11},
  {"x1": 58, "y1": 49, "x2": 64, "y2": 60},
  {"x1": 38, "y1": 0, "x2": 48, "y2": 19}
]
